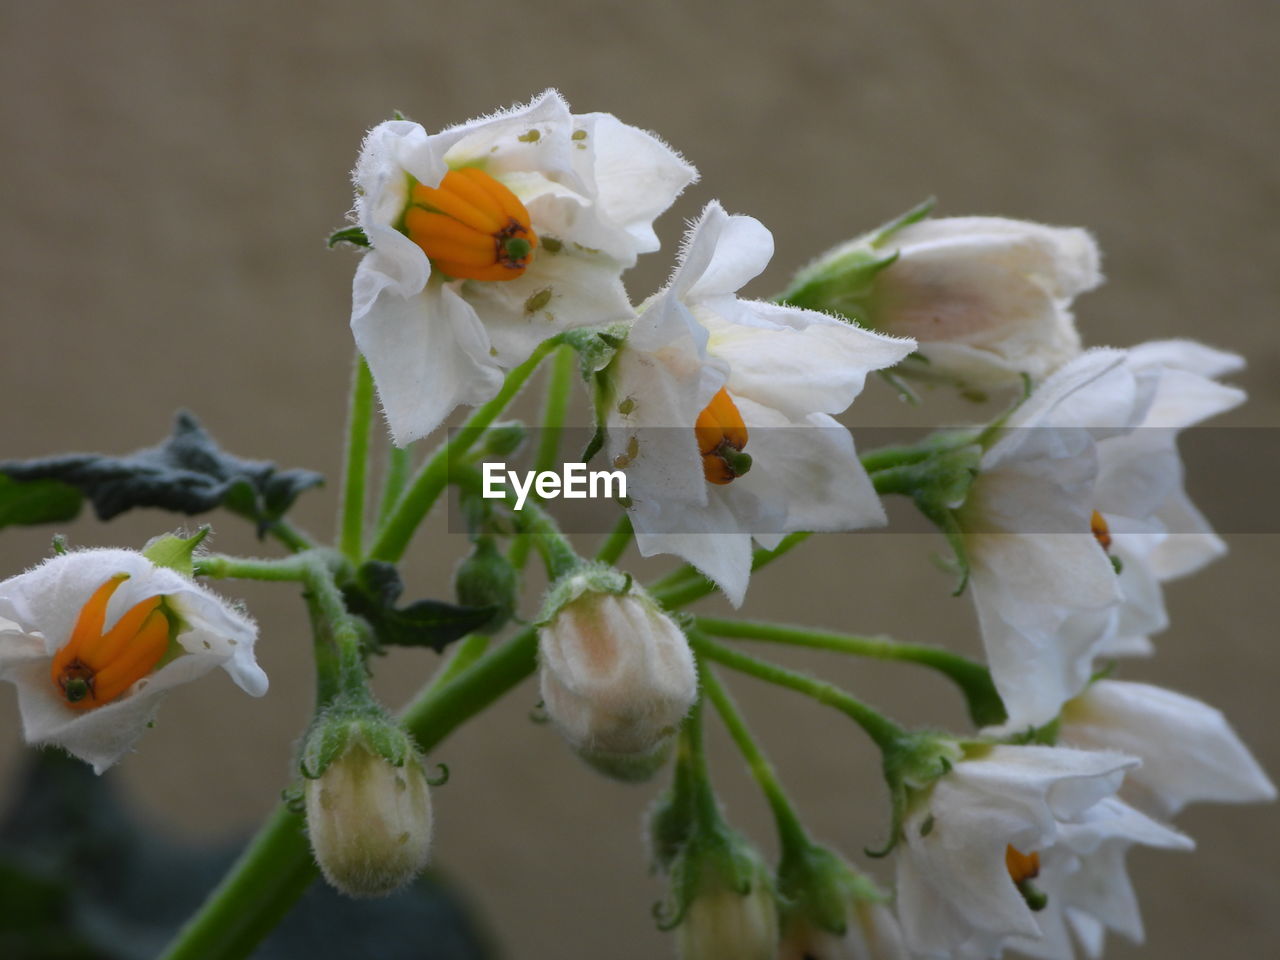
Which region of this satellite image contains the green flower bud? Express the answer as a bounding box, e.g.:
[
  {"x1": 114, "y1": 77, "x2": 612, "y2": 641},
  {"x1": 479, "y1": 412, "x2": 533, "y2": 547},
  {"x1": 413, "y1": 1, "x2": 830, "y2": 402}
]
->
[
  {"x1": 454, "y1": 535, "x2": 517, "y2": 632},
  {"x1": 481, "y1": 420, "x2": 527, "y2": 458}
]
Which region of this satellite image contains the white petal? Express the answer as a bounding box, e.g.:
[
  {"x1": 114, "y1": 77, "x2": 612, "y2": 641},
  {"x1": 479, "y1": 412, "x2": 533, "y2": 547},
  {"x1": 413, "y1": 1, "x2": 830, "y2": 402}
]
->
[
  {"x1": 1061, "y1": 680, "x2": 1276, "y2": 817},
  {"x1": 632, "y1": 498, "x2": 754, "y2": 607},
  {"x1": 570, "y1": 111, "x2": 697, "y2": 258},
  {"x1": 728, "y1": 403, "x2": 887, "y2": 535},
  {"x1": 703, "y1": 301, "x2": 915, "y2": 418},
  {"x1": 352, "y1": 269, "x2": 505, "y2": 445},
  {"x1": 460, "y1": 250, "x2": 635, "y2": 367},
  {"x1": 434, "y1": 89, "x2": 577, "y2": 180},
  {"x1": 669, "y1": 202, "x2": 775, "y2": 302}
]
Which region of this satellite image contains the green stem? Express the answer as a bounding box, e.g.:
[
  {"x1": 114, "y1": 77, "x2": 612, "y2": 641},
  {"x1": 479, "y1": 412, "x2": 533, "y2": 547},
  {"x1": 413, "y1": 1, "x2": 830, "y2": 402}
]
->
[
  {"x1": 694, "y1": 617, "x2": 1005, "y2": 727},
  {"x1": 680, "y1": 691, "x2": 721, "y2": 829},
  {"x1": 158, "y1": 628, "x2": 540, "y2": 960},
  {"x1": 689, "y1": 633, "x2": 905, "y2": 754},
  {"x1": 424, "y1": 632, "x2": 492, "y2": 694},
  {"x1": 650, "y1": 532, "x2": 810, "y2": 608},
  {"x1": 367, "y1": 337, "x2": 562, "y2": 565},
  {"x1": 594, "y1": 514, "x2": 633, "y2": 566},
  {"x1": 266, "y1": 519, "x2": 316, "y2": 554},
  {"x1": 378, "y1": 444, "x2": 413, "y2": 526},
  {"x1": 699, "y1": 662, "x2": 809, "y2": 852},
  {"x1": 339, "y1": 355, "x2": 375, "y2": 563},
  {"x1": 510, "y1": 343, "x2": 577, "y2": 570},
  {"x1": 194, "y1": 552, "x2": 326, "y2": 583}
]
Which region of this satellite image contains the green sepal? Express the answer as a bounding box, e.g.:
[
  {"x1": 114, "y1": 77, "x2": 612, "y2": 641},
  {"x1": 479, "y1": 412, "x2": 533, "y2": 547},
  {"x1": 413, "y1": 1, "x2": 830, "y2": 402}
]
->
[
  {"x1": 343, "y1": 561, "x2": 498, "y2": 653},
  {"x1": 871, "y1": 442, "x2": 981, "y2": 596},
  {"x1": 776, "y1": 842, "x2": 887, "y2": 937},
  {"x1": 327, "y1": 226, "x2": 371, "y2": 249},
  {"x1": 656, "y1": 818, "x2": 772, "y2": 932},
  {"x1": 0, "y1": 475, "x2": 82, "y2": 530},
  {"x1": 562, "y1": 323, "x2": 630, "y2": 464},
  {"x1": 777, "y1": 197, "x2": 935, "y2": 326},
  {"x1": 141, "y1": 526, "x2": 210, "y2": 578},
  {"x1": 536, "y1": 562, "x2": 633, "y2": 626}
]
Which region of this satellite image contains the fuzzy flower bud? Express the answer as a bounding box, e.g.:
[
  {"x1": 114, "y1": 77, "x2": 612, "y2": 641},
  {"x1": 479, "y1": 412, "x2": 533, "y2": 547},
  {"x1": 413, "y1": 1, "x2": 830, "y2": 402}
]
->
[
  {"x1": 305, "y1": 734, "x2": 434, "y2": 898},
  {"x1": 537, "y1": 568, "x2": 697, "y2": 781},
  {"x1": 677, "y1": 854, "x2": 778, "y2": 960},
  {"x1": 784, "y1": 208, "x2": 1100, "y2": 393}
]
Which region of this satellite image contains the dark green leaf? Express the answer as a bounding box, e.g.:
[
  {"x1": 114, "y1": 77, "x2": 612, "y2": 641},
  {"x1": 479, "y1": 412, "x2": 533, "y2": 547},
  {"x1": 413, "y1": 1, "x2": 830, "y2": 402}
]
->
[
  {"x1": 344, "y1": 561, "x2": 496, "y2": 652},
  {"x1": 0, "y1": 412, "x2": 323, "y2": 536},
  {"x1": 0, "y1": 476, "x2": 83, "y2": 530}
]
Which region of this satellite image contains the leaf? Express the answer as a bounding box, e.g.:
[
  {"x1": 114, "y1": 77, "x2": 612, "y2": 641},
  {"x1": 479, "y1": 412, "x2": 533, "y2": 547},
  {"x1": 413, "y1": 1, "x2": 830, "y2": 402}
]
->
[
  {"x1": 0, "y1": 475, "x2": 83, "y2": 529},
  {"x1": 0, "y1": 411, "x2": 324, "y2": 537},
  {"x1": 343, "y1": 561, "x2": 496, "y2": 652}
]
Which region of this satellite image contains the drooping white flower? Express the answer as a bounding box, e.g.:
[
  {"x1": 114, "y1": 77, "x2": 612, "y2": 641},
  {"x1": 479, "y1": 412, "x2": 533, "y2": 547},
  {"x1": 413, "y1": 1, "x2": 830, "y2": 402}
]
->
[
  {"x1": 0, "y1": 548, "x2": 266, "y2": 773},
  {"x1": 1090, "y1": 340, "x2": 1245, "y2": 655},
  {"x1": 1001, "y1": 797, "x2": 1191, "y2": 960},
  {"x1": 895, "y1": 744, "x2": 1178, "y2": 959},
  {"x1": 1059, "y1": 679, "x2": 1275, "y2": 818},
  {"x1": 677, "y1": 854, "x2": 779, "y2": 960},
  {"x1": 350, "y1": 89, "x2": 696, "y2": 444},
  {"x1": 605, "y1": 202, "x2": 916, "y2": 605},
  {"x1": 960, "y1": 350, "x2": 1136, "y2": 728},
  {"x1": 537, "y1": 570, "x2": 697, "y2": 780}
]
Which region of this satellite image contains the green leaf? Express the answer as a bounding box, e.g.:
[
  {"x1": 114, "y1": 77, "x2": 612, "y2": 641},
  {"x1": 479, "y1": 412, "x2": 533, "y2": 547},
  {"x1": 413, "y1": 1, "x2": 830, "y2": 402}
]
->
[
  {"x1": 0, "y1": 476, "x2": 82, "y2": 530},
  {"x1": 327, "y1": 226, "x2": 371, "y2": 249},
  {"x1": 0, "y1": 411, "x2": 324, "y2": 537},
  {"x1": 343, "y1": 561, "x2": 496, "y2": 652}
]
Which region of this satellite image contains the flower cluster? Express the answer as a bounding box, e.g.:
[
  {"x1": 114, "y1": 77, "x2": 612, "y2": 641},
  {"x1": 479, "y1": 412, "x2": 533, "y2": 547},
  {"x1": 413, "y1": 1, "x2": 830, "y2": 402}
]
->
[{"x1": 0, "y1": 89, "x2": 1270, "y2": 960}]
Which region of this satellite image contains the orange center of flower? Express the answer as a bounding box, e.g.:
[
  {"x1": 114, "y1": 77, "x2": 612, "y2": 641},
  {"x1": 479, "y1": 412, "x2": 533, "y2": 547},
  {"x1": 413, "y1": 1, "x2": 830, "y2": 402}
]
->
[
  {"x1": 1005, "y1": 844, "x2": 1048, "y2": 911},
  {"x1": 404, "y1": 168, "x2": 538, "y2": 282},
  {"x1": 1090, "y1": 509, "x2": 1112, "y2": 551},
  {"x1": 49, "y1": 575, "x2": 173, "y2": 711},
  {"x1": 694, "y1": 387, "x2": 752, "y2": 485}
]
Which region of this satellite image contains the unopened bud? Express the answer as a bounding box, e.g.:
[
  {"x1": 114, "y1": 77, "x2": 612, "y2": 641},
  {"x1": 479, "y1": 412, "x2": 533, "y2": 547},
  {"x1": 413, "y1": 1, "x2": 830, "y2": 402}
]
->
[
  {"x1": 454, "y1": 536, "x2": 518, "y2": 632},
  {"x1": 784, "y1": 210, "x2": 1099, "y2": 392},
  {"x1": 481, "y1": 420, "x2": 527, "y2": 458},
  {"x1": 677, "y1": 855, "x2": 778, "y2": 960},
  {"x1": 538, "y1": 573, "x2": 696, "y2": 782},
  {"x1": 779, "y1": 902, "x2": 909, "y2": 960},
  {"x1": 305, "y1": 738, "x2": 434, "y2": 898}
]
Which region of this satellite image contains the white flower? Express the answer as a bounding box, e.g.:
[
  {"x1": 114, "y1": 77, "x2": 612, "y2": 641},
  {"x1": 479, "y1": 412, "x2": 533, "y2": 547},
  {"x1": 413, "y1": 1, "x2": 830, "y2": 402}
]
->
[
  {"x1": 1001, "y1": 797, "x2": 1191, "y2": 960},
  {"x1": 961, "y1": 350, "x2": 1135, "y2": 728},
  {"x1": 0, "y1": 548, "x2": 266, "y2": 773},
  {"x1": 1091, "y1": 340, "x2": 1245, "y2": 655},
  {"x1": 605, "y1": 202, "x2": 916, "y2": 605},
  {"x1": 779, "y1": 901, "x2": 911, "y2": 960},
  {"x1": 537, "y1": 576, "x2": 697, "y2": 780},
  {"x1": 895, "y1": 744, "x2": 1179, "y2": 960},
  {"x1": 350, "y1": 89, "x2": 696, "y2": 444},
  {"x1": 864, "y1": 217, "x2": 1100, "y2": 390},
  {"x1": 1059, "y1": 680, "x2": 1275, "y2": 818}
]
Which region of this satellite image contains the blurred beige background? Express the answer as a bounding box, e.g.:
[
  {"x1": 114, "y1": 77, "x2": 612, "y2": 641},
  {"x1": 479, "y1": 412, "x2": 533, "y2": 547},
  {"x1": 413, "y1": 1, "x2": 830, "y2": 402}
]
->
[{"x1": 2, "y1": 1, "x2": 1277, "y2": 957}]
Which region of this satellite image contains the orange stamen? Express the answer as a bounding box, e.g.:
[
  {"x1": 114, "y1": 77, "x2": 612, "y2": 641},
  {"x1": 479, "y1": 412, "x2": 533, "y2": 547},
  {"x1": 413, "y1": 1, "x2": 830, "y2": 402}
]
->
[
  {"x1": 405, "y1": 169, "x2": 537, "y2": 282},
  {"x1": 1005, "y1": 845, "x2": 1041, "y2": 886},
  {"x1": 695, "y1": 387, "x2": 751, "y2": 485},
  {"x1": 50, "y1": 577, "x2": 173, "y2": 711},
  {"x1": 1090, "y1": 510, "x2": 1112, "y2": 551}
]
